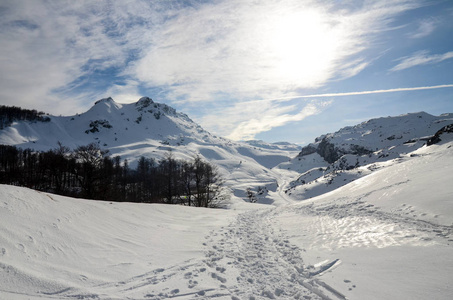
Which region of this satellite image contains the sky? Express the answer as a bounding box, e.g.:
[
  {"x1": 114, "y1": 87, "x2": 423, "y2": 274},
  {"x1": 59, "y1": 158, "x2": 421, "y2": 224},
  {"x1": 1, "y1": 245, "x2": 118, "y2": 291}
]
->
[{"x1": 1, "y1": 0, "x2": 452, "y2": 145}]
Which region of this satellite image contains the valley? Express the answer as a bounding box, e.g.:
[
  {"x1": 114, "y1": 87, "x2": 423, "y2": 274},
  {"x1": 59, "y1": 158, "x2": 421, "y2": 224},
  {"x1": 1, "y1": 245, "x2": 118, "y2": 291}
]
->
[{"x1": 1, "y1": 99, "x2": 453, "y2": 299}]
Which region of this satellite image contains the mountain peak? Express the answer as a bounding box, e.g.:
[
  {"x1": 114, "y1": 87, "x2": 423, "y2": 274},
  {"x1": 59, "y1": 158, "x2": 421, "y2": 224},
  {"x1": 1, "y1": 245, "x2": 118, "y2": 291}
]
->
[
  {"x1": 94, "y1": 97, "x2": 115, "y2": 105},
  {"x1": 136, "y1": 97, "x2": 154, "y2": 107},
  {"x1": 89, "y1": 97, "x2": 122, "y2": 115}
]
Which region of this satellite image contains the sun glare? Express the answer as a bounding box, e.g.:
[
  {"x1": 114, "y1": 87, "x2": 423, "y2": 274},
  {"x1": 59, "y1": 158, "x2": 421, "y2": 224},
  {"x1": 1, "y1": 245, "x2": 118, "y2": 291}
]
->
[{"x1": 266, "y1": 9, "x2": 338, "y2": 88}]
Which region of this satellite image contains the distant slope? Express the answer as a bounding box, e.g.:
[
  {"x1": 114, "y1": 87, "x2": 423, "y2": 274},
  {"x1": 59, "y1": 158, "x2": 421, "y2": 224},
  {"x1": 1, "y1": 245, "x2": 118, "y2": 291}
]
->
[{"x1": 277, "y1": 112, "x2": 453, "y2": 200}]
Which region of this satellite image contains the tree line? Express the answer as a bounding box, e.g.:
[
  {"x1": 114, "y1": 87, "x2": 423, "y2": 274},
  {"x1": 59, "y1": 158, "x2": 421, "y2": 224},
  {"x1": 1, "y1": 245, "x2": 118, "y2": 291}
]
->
[
  {"x1": 0, "y1": 143, "x2": 224, "y2": 207},
  {"x1": 0, "y1": 105, "x2": 50, "y2": 129}
]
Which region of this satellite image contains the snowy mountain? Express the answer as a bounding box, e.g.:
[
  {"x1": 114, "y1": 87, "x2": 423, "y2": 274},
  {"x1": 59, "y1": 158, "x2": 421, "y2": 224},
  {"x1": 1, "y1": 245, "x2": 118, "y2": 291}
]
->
[
  {"x1": 277, "y1": 112, "x2": 453, "y2": 200},
  {"x1": 1, "y1": 99, "x2": 452, "y2": 205},
  {"x1": 0, "y1": 96, "x2": 229, "y2": 155},
  {"x1": 0, "y1": 97, "x2": 300, "y2": 204},
  {"x1": 1, "y1": 132, "x2": 452, "y2": 299}
]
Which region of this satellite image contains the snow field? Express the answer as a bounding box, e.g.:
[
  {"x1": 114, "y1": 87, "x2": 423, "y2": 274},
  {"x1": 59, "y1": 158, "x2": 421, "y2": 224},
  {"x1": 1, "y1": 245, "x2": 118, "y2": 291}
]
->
[
  {"x1": 272, "y1": 141, "x2": 453, "y2": 299},
  {"x1": 1, "y1": 105, "x2": 453, "y2": 299},
  {"x1": 0, "y1": 186, "x2": 239, "y2": 299}
]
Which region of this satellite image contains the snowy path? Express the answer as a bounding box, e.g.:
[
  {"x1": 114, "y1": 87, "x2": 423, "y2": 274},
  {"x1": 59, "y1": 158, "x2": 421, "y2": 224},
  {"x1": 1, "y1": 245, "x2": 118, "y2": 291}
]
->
[{"x1": 199, "y1": 209, "x2": 347, "y2": 300}]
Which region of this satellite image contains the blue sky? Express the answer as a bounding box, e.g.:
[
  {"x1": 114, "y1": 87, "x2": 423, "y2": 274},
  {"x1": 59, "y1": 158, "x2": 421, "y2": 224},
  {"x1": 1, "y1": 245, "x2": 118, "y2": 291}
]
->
[{"x1": 1, "y1": 0, "x2": 452, "y2": 145}]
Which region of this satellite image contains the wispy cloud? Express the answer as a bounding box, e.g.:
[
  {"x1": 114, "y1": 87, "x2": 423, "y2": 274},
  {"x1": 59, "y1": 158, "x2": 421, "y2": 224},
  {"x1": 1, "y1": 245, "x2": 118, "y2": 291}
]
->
[
  {"x1": 409, "y1": 18, "x2": 438, "y2": 39},
  {"x1": 129, "y1": 0, "x2": 425, "y2": 140},
  {"x1": 227, "y1": 103, "x2": 324, "y2": 141},
  {"x1": 133, "y1": 0, "x2": 422, "y2": 104},
  {"x1": 197, "y1": 83, "x2": 453, "y2": 140},
  {"x1": 390, "y1": 50, "x2": 453, "y2": 72},
  {"x1": 198, "y1": 100, "x2": 331, "y2": 141},
  {"x1": 0, "y1": 1, "x2": 158, "y2": 113},
  {"x1": 246, "y1": 84, "x2": 453, "y2": 103}
]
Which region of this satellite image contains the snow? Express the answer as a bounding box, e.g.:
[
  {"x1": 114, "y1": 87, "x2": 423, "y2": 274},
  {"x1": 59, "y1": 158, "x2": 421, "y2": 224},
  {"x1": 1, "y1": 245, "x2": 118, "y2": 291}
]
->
[
  {"x1": 1, "y1": 137, "x2": 453, "y2": 299},
  {"x1": 282, "y1": 112, "x2": 453, "y2": 201},
  {"x1": 0, "y1": 185, "x2": 241, "y2": 299},
  {"x1": 316, "y1": 112, "x2": 453, "y2": 152},
  {"x1": 1, "y1": 99, "x2": 453, "y2": 298},
  {"x1": 272, "y1": 140, "x2": 453, "y2": 299}
]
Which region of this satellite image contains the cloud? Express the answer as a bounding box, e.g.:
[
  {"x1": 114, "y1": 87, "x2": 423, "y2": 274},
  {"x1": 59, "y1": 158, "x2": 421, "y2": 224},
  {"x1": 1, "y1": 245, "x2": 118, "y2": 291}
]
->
[
  {"x1": 390, "y1": 51, "x2": 453, "y2": 72},
  {"x1": 102, "y1": 80, "x2": 142, "y2": 104},
  {"x1": 197, "y1": 99, "x2": 331, "y2": 141},
  {"x1": 409, "y1": 18, "x2": 437, "y2": 39},
  {"x1": 249, "y1": 84, "x2": 453, "y2": 102},
  {"x1": 228, "y1": 102, "x2": 330, "y2": 141},
  {"x1": 133, "y1": 0, "x2": 422, "y2": 104},
  {"x1": 0, "y1": 0, "x2": 158, "y2": 114},
  {"x1": 195, "y1": 83, "x2": 453, "y2": 140}
]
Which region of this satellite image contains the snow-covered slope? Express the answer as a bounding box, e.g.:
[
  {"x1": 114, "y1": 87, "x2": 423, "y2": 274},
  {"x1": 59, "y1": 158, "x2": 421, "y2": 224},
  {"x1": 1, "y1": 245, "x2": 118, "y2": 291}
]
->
[
  {"x1": 1, "y1": 136, "x2": 452, "y2": 299},
  {"x1": 278, "y1": 112, "x2": 453, "y2": 200},
  {"x1": 0, "y1": 97, "x2": 235, "y2": 159},
  {"x1": 0, "y1": 184, "x2": 241, "y2": 299},
  {"x1": 0, "y1": 97, "x2": 300, "y2": 204}
]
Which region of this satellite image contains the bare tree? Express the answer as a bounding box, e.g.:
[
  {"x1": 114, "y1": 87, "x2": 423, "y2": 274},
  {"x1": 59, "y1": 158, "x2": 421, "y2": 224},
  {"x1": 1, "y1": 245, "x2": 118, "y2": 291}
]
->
[{"x1": 73, "y1": 143, "x2": 109, "y2": 198}]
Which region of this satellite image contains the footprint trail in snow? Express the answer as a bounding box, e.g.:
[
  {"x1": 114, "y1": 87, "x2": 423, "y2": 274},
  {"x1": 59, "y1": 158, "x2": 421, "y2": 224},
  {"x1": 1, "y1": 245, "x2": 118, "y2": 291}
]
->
[{"x1": 201, "y1": 209, "x2": 346, "y2": 300}]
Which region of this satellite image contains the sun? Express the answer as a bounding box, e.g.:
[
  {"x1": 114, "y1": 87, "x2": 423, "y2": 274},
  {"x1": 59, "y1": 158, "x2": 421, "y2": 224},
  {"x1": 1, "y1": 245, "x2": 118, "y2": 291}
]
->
[{"x1": 264, "y1": 9, "x2": 339, "y2": 88}]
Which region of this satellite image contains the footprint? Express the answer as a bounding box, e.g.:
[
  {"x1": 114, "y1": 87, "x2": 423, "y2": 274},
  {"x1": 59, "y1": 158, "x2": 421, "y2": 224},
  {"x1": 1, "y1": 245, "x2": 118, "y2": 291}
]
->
[
  {"x1": 188, "y1": 279, "x2": 198, "y2": 288},
  {"x1": 261, "y1": 290, "x2": 275, "y2": 298},
  {"x1": 16, "y1": 243, "x2": 25, "y2": 252},
  {"x1": 211, "y1": 272, "x2": 227, "y2": 283}
]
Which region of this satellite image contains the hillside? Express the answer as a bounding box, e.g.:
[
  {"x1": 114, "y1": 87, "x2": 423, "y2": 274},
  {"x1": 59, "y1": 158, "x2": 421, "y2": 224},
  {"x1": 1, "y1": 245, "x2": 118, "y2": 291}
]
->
[
  {"x1": 1, "y1": 133, "x2": 452, "y2": 299},
  {"x1": 0, "y1": 97, "x2": 300, "y2": 204},
  {"x1": 277, "y1": 112, "x2": 453, "y2": 200}
]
